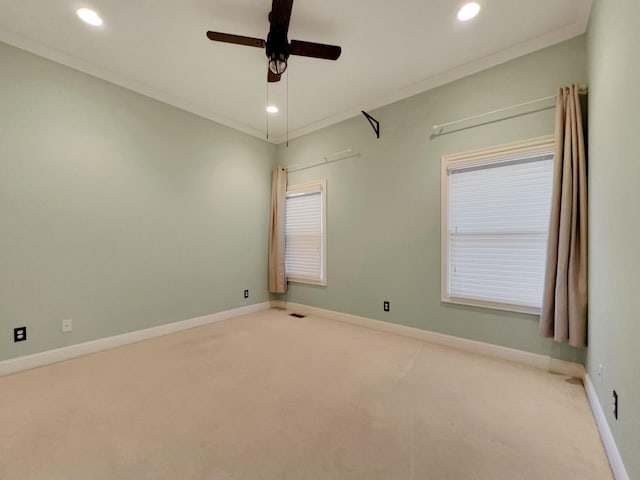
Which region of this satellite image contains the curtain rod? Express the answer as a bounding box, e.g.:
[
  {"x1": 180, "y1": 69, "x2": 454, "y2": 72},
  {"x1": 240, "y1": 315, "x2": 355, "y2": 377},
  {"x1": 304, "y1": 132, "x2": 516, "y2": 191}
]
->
[
  {"x1": 287, "y1": 149, "x2": 361, "y2": 173},
  {"x1": 432, "y1": 86, "x2": 588, "y2": 133},
  {"x1": 433, "y1": 95, "x2": 555, "y2": 131}
]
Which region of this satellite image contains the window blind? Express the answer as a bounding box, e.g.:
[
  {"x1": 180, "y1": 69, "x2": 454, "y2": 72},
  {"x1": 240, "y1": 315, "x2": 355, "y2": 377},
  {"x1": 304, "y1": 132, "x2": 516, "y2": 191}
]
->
[
  {"x1": 447, "y1": 154, "x2": 554, "y2": 309},
  {"x1": 285, "y1": 189, "x2": 323, "y2": 283}
]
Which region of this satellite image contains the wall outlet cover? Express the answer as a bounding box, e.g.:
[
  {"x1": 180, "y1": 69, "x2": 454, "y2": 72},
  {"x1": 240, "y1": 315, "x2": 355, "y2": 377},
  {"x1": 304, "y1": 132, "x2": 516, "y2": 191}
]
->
[
  {"x1": 383, "y1": 301, "x2": 390, "y2": 312},
  {"x1": 62, "y1": 319, "x2": 73, "y2": 333},
  {"x1": 597, "y1": 363, "x2": 603, "y2": 384},
  {"x1": 14, "y1": 326, "x2": 27, "y2": 342},
  {"x1": 244, "y1": 289, "x2": 249, "y2": 299}
]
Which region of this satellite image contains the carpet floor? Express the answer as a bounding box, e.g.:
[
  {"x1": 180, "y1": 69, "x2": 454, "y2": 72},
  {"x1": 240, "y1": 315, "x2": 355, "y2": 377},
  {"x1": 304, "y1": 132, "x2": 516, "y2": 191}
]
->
[{"x1": 0, "y1": 308, "x2": 612, "y2": 479}]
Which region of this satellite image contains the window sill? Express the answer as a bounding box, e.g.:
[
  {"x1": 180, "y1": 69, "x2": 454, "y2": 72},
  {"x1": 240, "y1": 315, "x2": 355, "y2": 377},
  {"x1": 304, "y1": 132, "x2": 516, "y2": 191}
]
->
[
  {"x1": 441, "y1": 296, "x2": 540, "y2": 315},
  {"x1": 288, "y1": 277, "x2": 327, "y2": 287}
]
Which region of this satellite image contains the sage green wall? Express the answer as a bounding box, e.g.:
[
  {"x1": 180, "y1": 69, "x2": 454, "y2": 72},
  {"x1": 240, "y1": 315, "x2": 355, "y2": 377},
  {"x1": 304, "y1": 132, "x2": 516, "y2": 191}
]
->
[
  {"x1": 0, "y1": 36, "x2": 593, "y2": 367},
  {"x1": 587, "y1": 0, "x2": 640, "y2": 476},
  {"x1": 278, "y1": 37, "x2": 587, "y2": 364},
  {"x1": 0, "y1": 41, "x2": 276, "y2": 362}
]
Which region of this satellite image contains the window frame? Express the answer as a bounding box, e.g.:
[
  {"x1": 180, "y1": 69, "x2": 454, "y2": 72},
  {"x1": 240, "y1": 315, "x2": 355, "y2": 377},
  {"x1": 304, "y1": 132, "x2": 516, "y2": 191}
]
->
[
  {"x1": 285, "y1": 179, "x2": 327, "y2": 286},
  {"x1": 440, "y1": 135, "x2": 555, "y2": 315}
]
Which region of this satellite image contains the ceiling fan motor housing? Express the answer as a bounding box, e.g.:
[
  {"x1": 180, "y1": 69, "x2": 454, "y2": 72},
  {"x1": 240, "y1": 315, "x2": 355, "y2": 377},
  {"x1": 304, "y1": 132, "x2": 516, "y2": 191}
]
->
[
  {"x1": 266, "y1": 30, "x2": 289, "y2": 75},
  {"x1": 206, "y1": 0, "x2": 341, "y2": 82}
]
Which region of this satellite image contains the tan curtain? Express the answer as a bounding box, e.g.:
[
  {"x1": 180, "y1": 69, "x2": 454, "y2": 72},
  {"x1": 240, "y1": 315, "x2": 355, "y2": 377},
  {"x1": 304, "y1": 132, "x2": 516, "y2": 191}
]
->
[
  {"x1": 540, "y1": 84, "x2": 588, "y2": 347},
  {"x1": 268, "y1": 166, "x2": 287, "y2": 293}
]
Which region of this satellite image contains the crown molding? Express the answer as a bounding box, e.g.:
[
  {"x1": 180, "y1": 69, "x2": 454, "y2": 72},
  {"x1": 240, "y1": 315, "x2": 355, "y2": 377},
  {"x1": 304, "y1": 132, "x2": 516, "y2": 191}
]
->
[
  {"x1": 1, "y1": 0, "x2": 591, "y2": 146},
  {"x1": 0, "y1": 27, "x2": 267, "y2": 142},
  {"x1": 271, "y1": 17, "x2": 591, "y2": 144}
]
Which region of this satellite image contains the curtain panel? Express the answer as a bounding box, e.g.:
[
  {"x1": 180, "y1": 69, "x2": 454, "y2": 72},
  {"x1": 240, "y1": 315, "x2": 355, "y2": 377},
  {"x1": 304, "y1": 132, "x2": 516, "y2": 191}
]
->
[
  {"x1": 268, "y1": 166, "x2": 287, "y2": 294},
  {"x1": 540, "y1": 84, "x2": 588, "y2": 347}
]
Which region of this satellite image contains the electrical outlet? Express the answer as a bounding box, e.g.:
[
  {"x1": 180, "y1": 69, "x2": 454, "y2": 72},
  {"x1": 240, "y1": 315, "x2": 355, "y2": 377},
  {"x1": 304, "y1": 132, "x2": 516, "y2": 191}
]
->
[
  {"x1": 14, "y1": 326, "x2": 27, "y2": 342},
  {"x1": 62, "y1": 319, "x2": 73, "y2": 333},
  {"x1": 597, "y1": 364, "x2": 603, "y2": 384},
  {"x1": 244, "y1": 289, "x2": 249, "y2": 299},
  {"x1": 383, "y1": 301, "x2": 390, "y2": 312},
  {"x1": 612, "y1": 390, "x2": 618, "y2": 420}
]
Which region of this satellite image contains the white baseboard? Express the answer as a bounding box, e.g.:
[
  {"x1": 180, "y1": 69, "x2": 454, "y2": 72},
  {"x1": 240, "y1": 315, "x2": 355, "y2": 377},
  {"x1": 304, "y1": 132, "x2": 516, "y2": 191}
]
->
[
  {"x1": 584, "y1": 374, "x2": 629, "y2": 480},
  {"x1": 5, "y1": 299, "x2": 623, "y2": 477},
  {"x1": 0, "y1": 302, "x2": 271, "y2": 377},
  {"x1": 273, "y1": 300, "x2": 585, "y2": 378}
]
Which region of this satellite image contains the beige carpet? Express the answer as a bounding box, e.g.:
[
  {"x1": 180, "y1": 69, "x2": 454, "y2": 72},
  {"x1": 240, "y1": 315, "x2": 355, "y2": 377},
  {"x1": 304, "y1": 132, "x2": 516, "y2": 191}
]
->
[{"x1": 0, "y1": 309, "x2": 612, "y2": 479}]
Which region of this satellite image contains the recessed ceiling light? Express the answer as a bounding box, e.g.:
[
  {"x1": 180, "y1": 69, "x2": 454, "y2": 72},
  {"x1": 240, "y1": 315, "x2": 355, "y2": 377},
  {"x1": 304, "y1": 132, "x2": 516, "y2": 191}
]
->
[
  {"x1": 266, "y1": 105, "x2": 279, "y2": 113},
  {"x1": 77, "y1": 8, "x2": 103, "y2": 26},
  {"x1": 457, "y1": 2, "x2": 481, "y2": 21}
]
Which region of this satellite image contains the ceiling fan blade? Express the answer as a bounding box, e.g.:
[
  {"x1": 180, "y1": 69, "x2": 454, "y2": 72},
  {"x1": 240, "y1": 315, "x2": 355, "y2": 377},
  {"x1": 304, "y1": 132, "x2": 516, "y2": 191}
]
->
[
  {"x1": 267, "y1": 68, "x2": 281, "y2": 83},
  {"x1": 270, "y1": 0, "x2": 294, "y2": 32},
  {"x1": 289, "y1": 40, "x2": 341, "y2": 60},
  {"x1": 206, "y1": 31, "x2": 265, "y2": 48}
]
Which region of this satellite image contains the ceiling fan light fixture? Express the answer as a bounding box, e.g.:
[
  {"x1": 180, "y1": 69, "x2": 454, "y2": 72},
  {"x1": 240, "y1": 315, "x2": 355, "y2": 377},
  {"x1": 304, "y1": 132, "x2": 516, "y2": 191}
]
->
[
  {"x1": 77, "y1": 7, "x2": 103, "y2": 26},
  {"x1": 268, "y1": 52, "x2": 288, "y2": 75},
  {"x1": 457, "y1": 2, "x2": 481, "y2": 21}
]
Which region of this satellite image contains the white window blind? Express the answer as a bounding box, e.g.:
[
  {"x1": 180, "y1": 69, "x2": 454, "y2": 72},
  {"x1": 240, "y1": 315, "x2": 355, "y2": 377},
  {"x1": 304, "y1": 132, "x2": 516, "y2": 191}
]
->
[
  {"x1": 285, "y1": 182, "x2": 326, "y2": 285},
  {"x1": 442, "y1": 138, "x2": 554, "y2": 313}
]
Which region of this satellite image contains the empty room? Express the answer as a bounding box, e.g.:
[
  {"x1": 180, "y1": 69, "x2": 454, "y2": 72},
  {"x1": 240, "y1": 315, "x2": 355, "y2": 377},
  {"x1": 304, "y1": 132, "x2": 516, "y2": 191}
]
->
[{"x1": 0, "y1": 0, "x2": 637, "y2": 478}]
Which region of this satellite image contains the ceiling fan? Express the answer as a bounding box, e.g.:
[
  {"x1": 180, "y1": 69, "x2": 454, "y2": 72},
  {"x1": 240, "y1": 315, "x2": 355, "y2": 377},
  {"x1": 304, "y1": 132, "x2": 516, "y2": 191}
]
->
[{"x1": 206, "y1": 0, "x2": 342, "y2": 83}]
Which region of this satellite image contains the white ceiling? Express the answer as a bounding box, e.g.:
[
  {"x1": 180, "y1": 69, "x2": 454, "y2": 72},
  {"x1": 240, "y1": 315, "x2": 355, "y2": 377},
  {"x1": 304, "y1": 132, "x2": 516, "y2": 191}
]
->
[{"x1": 0, "y1": 0, "x2": 592, "y2": 144}]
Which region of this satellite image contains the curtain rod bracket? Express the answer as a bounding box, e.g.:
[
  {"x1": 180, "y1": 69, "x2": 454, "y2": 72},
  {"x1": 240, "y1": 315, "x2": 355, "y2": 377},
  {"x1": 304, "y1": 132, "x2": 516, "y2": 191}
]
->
[{"x1": 361, "y1": 111, "x2": 380, "y2": 138}]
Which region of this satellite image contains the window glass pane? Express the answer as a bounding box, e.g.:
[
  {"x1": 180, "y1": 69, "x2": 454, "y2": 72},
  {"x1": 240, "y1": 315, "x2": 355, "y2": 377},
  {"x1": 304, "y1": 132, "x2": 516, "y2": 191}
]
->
[
  {"x1": 447, "y1": 154, "x2": 553, "y2": 309},
  {"x1": 285, "y1": 190, "x2": 323, "y2": 282}
]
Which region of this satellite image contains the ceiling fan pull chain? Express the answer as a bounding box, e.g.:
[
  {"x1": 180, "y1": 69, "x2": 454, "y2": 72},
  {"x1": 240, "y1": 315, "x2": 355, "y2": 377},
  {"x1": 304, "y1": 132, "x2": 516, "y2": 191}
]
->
[
  {"x1": 286, "y1": 69, "x2": 289, "y2": 147},
  {"x1": 205, "y1": 0, "x2": 342, "y2": 143}
]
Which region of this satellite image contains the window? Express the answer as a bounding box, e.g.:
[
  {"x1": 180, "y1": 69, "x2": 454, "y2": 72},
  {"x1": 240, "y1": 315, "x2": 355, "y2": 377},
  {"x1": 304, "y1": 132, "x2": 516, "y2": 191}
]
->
[
  {"x1": 441, "y1": 136, "x2": 555, "y2": 314},
  {"x1": 285, "y1": 180, "x2": 326, "y2": 285}
]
